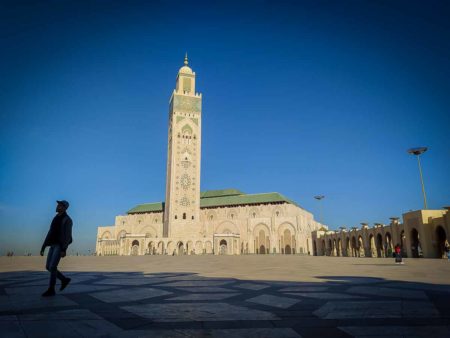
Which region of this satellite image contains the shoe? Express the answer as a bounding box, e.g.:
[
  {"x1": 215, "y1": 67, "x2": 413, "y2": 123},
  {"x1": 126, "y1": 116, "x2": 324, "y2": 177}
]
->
[
  {"x1": 60, "y1": 278, "x2": 71, "y2": 291},
  {"x1": 41, "y1": 288, "x2": 55, "y2": 297}
]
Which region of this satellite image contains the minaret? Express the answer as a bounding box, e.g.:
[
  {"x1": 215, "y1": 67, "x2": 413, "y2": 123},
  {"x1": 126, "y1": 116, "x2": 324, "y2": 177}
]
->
[{"x1": 163, "y1": 54, "x2": 202, "y2": 238}]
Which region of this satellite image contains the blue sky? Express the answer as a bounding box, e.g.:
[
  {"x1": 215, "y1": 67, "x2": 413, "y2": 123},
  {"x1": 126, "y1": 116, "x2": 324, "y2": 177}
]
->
[{"x1": 1, "y1": 1, "x2": 449, "y2": 255}]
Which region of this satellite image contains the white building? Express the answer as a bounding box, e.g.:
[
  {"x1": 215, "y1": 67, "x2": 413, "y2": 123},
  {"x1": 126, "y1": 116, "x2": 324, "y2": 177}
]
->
[{"x1": 96, "y1": 56, "x2": 324, "y2": 256}]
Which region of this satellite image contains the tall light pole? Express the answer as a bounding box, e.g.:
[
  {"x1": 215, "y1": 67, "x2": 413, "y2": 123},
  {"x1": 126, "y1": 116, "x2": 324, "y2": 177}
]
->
[
  {"x1": 314, "y1": 195, "x2": 325, "y2": 224},
  {"x1": 407, "y1": 147, "x2": 428, "y2": 209}
]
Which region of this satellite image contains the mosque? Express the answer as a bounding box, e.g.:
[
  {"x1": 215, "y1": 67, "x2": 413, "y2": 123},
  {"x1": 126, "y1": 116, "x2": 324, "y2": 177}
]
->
[{"x1": 96, "y1": 56, "x2": 324, "y2": 256}]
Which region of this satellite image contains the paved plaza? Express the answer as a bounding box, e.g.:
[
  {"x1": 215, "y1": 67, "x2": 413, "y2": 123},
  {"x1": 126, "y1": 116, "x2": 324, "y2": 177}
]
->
[{"x1": 1, "y1": 256, "x2": 450, "y2": 337}]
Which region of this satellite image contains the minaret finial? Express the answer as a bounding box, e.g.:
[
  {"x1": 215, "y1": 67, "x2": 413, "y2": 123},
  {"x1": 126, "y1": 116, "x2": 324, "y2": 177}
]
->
[{"x1": 184, "y1": 52, "x2": 188, "y2": 66}]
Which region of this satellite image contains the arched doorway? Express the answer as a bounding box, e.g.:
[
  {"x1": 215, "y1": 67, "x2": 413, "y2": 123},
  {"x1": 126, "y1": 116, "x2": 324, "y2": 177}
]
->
[
  {"x1": 376, "y1": 234, "x2": 383, "y2": 258},
  {"x1": 337, "y1": 238, "x2": 342, "y2": 256},
  {"x1": 219, "y1": 239, "x2": 227, "y2": 255},
  {"x1": 157, "y1": 241, "x2": 164, "y2": 255},
  {"x1": 131, "y1": 240, "x2": 139, "y2": 256},
  {"x1": 255, "y1": 228, "x2": 269, "y2": 254},
  {"x1": 328, "y1": 239, "x2": 332, "y2": 256},
  {"x1": 282, "y1": 229, "x2": 293, "y2": 254},
  {"x1": 411, "y1": 228, "x2": 420, "y2": 258},
  {"x1": 321, "y1": 240, "x2": 326, "y2": 256},
  {"x1": 351, "y1": 237, "x2": 357, "y2": 257},
  {"x1": 358, "y1": 236, "x2": 364, "y2": 257},
  {"x1": 345, "y1": 237, "x2": 350, "y2": 257},
  {"x1": 148, "y1": 242, "x2": 155, "y2": 255},
  {"x1": 400, "y1": 230, "x2": 407, "y2": 257},
  {"x1": 385, "y1": 232, "x2": 393, "y2": 256},
  {"x1": 177, "y1": 242, "x2": 185, "y2": 255},
  {"x1": 313, "y1": 240, "x2": 317, "y2": 256},
  {"x1": 436, "y1": 226, "x2": 447, "y2": 258}
]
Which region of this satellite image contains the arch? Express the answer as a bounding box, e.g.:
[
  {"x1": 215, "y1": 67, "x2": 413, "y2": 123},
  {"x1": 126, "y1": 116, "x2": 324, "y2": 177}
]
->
[
  {"x1": 273, "y1": 206, "x2": 283, "y2": 217},
  {"x1": 249, "y1": 207, "x2": 259, "y2": 219},
  {"x1": 219, "y1": 239, "x2": 228, "y2": 255},
  {"x1": 337, "y1": 238, "x2": 342, "y2": 256},
  {"x1": 376, "y1": 233, "x2": 383, "y2": 257},
  {"x1": 313, "y1": 240, "x2": 317, "y2": 256},
  {"x1": 254, "y1": 224, "x2": 270, "y2": 254},
  {"x1": 186, "y1": 241, "x2": 194, "y2": 255},
  {"x1": 436, "y1": 226, "x2": 447, "y2": 258},
  {"x1": 321, "y1": 240, "x2": 326, "y2": 256},
  {"x1": 177, "y1": 241, "x2": 185, "y2": 255},
  {"x1": 181, "y1": 124, "x2": 193, "y2": 134},
  {"x1": 358, "y1": 236, "x2": 364, "y2": 257},
  {"x1": 167, "y1": 241, "x2": 175, "y2": 255},
  {"x1": 205, "y1": 241, "x2": 213, "y2": 254},
  {"x1": 410, "y1": 228, "x2": 421, "y2": 258},
  {"x1": 282, "y1": 228, "x2": 294, "y2": 254},
  {"x1": 148, "y1": 241, "x2": 155, "y2": 255},
  {"x1": 327, "y1": 239, "x2": 332, "y2": 256},
  {"x1": 195, "y1": 241, "x2": 203, "y2": 254},
  {"x1": 400, "y1": 230, "x2": 406, "y2": 256},
  {"x1": 139, "y1": 225, "x2": 157, "y2": 237},
  {"x1": 385, "y1": 232, "x2": 393, "y2": 256},
  {"x1": 131, "y1": 240, "x2": 139, "y2": 256},
  {"x1": 351, "y1": 237, "x2": 357, "y2": 257},
  {"x1": 215, "y1": 221, "x2": 239, "y2": 235},
  {"x1": 101, "y1": 231, "x2": 112, "y2": 240}
]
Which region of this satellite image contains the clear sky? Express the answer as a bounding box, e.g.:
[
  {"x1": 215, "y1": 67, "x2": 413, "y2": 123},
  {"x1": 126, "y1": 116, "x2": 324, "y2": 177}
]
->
[{"x1": 1, "y1": 1, "x2": 449, "y2": 255}]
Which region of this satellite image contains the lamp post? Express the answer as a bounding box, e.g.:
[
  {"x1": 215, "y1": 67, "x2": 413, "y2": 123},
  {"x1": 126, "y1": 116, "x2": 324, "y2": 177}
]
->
[
  {"x1": 407, "y1": 147, "x2": 428, "y2": 209},
  {"x1": 314, "y1": 195, "x2": 325, "y2": 224}
]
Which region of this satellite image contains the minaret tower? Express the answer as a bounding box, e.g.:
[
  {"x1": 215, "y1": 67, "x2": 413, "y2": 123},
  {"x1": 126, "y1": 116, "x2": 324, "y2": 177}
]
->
[{"x1": 163, "y1": 54, "x2": 202, "y2": 238}]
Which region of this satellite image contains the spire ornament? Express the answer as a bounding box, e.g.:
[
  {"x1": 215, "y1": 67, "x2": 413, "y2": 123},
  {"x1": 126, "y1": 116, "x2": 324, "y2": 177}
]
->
[{"x1": 184, "y1": 53, "x2": 188, "y2": 66}]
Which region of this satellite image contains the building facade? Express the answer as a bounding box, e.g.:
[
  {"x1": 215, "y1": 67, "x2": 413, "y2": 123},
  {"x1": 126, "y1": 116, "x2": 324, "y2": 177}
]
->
[
  {"x1": 312, "y1": 208, "x2": 449, "y2": 259},
  {"x1": 96, "y1": 57, "x2": 324, "y2": 256}
]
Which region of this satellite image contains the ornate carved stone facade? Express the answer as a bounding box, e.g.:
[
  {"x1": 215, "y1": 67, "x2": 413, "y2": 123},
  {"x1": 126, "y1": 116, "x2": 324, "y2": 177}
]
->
[{"x1": 96, "y1": 57, "x2": 323, "y2": 256}]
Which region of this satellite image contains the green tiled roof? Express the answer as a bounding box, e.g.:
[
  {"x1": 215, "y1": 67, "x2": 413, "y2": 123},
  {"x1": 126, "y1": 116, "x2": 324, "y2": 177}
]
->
[
  {"x1": 127, "y1": 202, "x2": 164, "y2": 214},
  {"x1": 200, "y1": 189, "x2": 244, "y2": 198},
  {"x1": 127, "y1": 189, "x2": 300, "y2": 214}
]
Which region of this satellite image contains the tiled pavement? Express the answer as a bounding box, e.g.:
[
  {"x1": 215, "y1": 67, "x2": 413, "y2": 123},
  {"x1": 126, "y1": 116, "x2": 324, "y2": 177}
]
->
[{"x1": 1, "y1": 270, "x2": 450, "y2": 337}]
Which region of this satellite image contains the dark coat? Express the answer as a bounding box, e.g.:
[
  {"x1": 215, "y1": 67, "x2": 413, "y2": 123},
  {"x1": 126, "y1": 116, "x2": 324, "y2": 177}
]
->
[{"x1": 42, "y1": 214, "x2": 73, "y2": 251}]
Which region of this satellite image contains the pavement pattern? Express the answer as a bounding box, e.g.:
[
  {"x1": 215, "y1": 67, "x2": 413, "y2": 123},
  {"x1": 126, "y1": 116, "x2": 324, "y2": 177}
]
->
[{"x1": 1, "y1": 256, "x2": 450, "y2": 337}]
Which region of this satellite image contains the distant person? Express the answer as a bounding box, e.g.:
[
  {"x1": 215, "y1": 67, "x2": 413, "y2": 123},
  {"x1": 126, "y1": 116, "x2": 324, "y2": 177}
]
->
[
  {"x1": 445, "y1": 240, "x2": 450, "y2": 261},
  {"x1": 40, "y1": 200, "x2": 73, "y2": 297},
  {"x1": 394, "y1": 243, "x2": 403, "y2": 264}
]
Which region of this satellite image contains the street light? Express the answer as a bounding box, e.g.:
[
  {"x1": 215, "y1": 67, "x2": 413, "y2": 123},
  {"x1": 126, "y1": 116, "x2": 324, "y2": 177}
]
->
[
  {"x1": 314, "y1": 195, "x2": 325, "y2": 224},
  {"x1": 407, "y1": 147, "x2": 428, "y2": 209}
]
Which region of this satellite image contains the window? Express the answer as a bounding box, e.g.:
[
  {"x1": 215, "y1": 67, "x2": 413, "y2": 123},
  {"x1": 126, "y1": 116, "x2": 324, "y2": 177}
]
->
[
  {"x1": 253, "y1": 213, "x2": 256, "y2": 218},
  {"x1": 183, "y1": 213, "x2": 186, "y2": 220},
  {"x1": 192, "y1": 216, "x2": 194, "y2": 220},
  {"x1": 175, "y1": 215, "x2": 177, "y2": 220}
]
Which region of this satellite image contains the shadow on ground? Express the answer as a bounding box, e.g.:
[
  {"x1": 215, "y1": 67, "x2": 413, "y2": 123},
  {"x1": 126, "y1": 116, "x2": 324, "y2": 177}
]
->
[{"x1": 1, "y1": 271, "x2": 450, "y2": 337}]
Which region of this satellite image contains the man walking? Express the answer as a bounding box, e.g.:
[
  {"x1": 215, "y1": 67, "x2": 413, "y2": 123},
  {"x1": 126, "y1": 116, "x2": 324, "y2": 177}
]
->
[{"x1": 40, "y1": 200, "x2": 73, "y2": 297}]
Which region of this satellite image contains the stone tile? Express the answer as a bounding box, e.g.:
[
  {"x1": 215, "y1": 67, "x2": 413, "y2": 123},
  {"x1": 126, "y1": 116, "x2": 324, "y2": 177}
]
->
[
  {"x1": 234, "y1": 283, "x2": 270, "y2": 290},
  {"x1": 7, "y1": 294, "x2": 78, "y2": 311},
  {"x1": 339, "y1": 325, "x2": 450, "y2": 338},
  {"x1": 279, "y1": 286, "x2": 329, "y2": 292},
  {"x1": 314, "y1": 300, "x2": 440, "y2": 319},
  {"x1": 0, "y1": 317, "x2": 26, "y2": 338},
  {"x1": 383, "y1": 282, "x2": 450, "y2": 293},
  {"x1": 18, "y1": 275, "x2": 96, "y2": 287},
  {"x1": 20, "y1": 309, "x2": 103, "y2": 321},
  {"x1": 0, "y1": 295, "x2": 14, "y2": 312},
  {"x1": 246, "y1": 294, "x2": 300, "y2": 309},
  {"x1": 347, "y1": 286, "x2": 428, "y2": 299},
  {"x1": 95, "y1": 278, "x2": 161, "y2": 286},
  {"x1": 175, "y1": 287, "x2": 238, "y2": 293},
  {"x1": 61, "y1": 284, "x2": 120, "y2": 295},
  {"x1": 90, "y1": 287, "x2": 172, "y2": 303},
  {"x1": 286, "y1": 292, "x2": 364, "y2": 300},
  {"x1": 157, "y1": 280, "x2": 234, "y2": 287},
  {"x1": 114, "y1": 328, "x2": 301, "y2": 337},
  {"x1": 122, "y1": 302, "x2": 279, "y2": 322},
  {"x1": 167, "y1": 293, "x2": 240, "y2": 301},
  {"x1": 21, "y1": 319, "x2": 122, "y2": 338}
]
